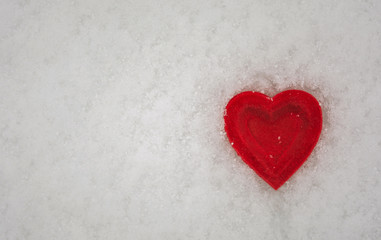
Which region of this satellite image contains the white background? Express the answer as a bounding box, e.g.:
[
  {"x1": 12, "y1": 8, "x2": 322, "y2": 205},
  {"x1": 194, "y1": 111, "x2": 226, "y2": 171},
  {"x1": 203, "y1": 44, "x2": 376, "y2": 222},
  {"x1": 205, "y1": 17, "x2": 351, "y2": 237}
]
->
[{"x1": 1, "y1": 0, "x2": 381, "y2": 239}]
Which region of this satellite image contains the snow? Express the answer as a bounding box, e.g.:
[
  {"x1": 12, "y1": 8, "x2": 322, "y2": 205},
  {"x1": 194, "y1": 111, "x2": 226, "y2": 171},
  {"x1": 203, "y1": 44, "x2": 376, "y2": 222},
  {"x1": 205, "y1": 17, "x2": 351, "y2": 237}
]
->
[{"x1": 1, "y1": 0, "x2": 381, "y2": 239}]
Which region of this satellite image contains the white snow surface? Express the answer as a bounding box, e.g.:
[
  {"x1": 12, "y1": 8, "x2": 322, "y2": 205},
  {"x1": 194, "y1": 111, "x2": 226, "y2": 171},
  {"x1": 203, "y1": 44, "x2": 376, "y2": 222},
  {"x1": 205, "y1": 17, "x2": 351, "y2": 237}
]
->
[{"x1": 1, "y1": 0, "x2": 381, "y2": 239}]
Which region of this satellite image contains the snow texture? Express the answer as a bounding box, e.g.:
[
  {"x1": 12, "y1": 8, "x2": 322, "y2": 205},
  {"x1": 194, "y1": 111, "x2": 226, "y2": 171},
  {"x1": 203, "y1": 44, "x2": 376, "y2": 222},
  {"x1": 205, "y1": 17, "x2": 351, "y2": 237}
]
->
[{"x1": 1, "y1": 0, "x2": 381, "y2": 239}]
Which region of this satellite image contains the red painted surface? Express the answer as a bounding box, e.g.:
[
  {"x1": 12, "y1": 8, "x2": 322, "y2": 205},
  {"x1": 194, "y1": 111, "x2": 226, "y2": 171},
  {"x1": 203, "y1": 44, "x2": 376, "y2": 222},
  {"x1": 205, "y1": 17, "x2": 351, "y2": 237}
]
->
[{"x1": 224, "y1": 90, "x2": 322, "y2": 190}]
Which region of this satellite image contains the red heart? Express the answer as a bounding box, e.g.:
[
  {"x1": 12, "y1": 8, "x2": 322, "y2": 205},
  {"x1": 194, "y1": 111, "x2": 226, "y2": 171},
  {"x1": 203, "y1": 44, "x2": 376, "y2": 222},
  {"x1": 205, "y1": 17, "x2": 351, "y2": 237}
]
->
[{"x1": 224, "y1": 90, "x2": 322, "y2": 190}]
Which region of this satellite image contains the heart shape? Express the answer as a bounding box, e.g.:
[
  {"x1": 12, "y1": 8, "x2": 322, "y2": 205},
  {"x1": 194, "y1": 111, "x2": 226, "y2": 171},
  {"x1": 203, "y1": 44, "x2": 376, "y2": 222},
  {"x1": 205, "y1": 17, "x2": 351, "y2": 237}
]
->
[{"x1": 224, "y1": 90, "x2": 322, "y2": 190}]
